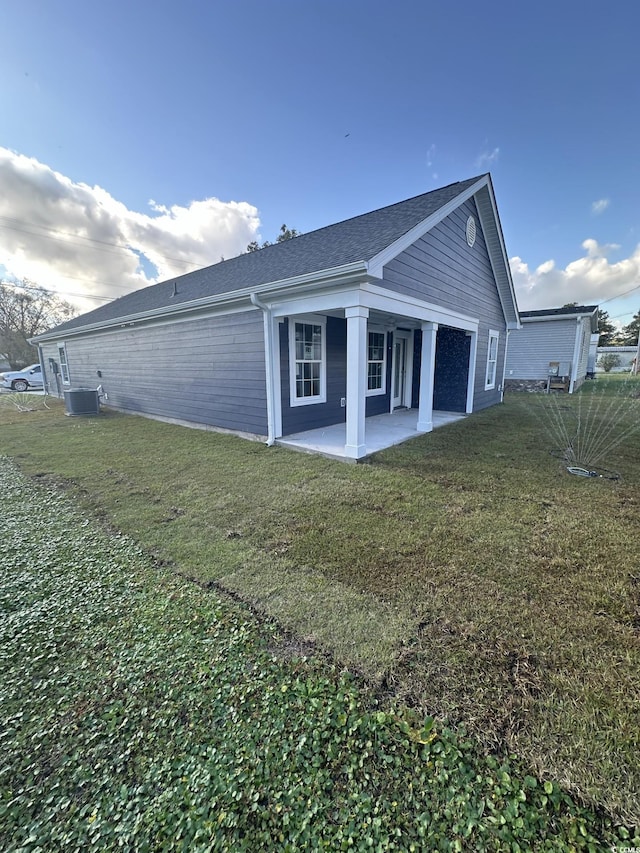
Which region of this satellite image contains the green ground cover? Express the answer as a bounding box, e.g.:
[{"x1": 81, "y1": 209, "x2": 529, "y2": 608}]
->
[
  {"x1": 0, "y1": 456, "x2": 632, "y2": 851},
  {"x1": 1, "y1": 374, "x2": 638, "y2": 843}
]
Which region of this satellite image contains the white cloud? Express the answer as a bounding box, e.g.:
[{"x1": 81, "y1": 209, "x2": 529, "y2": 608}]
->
[
  {"x1": 0, "y1": 147, "x2": 261, "y2": 312},
  {"x1": 591, "y1": 198, "x2": 610, "y2": 215},
  {"x1": 475, "y1": 147, "x2": 500, "y2": 169},
  {"x1": 510, "y1": 238, "x2": 640, "y2": 311}
]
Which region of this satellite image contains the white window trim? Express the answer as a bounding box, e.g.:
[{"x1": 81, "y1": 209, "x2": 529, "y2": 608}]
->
[
  {"x1": 485, "y1": 330, "x2": 499, "y2": 390},
  {"x1": 58, "y1": 343, "x2": 71, "y2": 386},
  {"x1": 288, "y1": 314, "x2": 327, "y2": 407},
  {"x1": 366, "y1": 327, "x2": 387, "y2": 397}
]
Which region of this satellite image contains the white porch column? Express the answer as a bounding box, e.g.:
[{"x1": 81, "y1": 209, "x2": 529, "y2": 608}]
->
[
  {"x1": 345, "y1": 306, "x2": 369, "y2": 459},
  {"x1": 417, "y1": 321, "x2": 438, "y2": 432}
]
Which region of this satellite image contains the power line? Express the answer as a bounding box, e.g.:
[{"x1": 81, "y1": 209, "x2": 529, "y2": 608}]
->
[
  {"x1": 0, "y1": 212, "x2": 227, "y2": 304},
  {"x1": 597, "y1": 282, "x2": 640, "y2": 306},
  {"x1": 1, "y1": 279, "x2": 114, "y2": 303},
  {"x1": 609, "y1": 310, "x2": 639, "y2": 321},
  {"x1": 0, "y1": 214, "x2": 211, "y2": 270}
]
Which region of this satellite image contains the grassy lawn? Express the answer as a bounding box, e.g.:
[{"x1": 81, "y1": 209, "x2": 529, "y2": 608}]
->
[
  {"x1": 1, "y1": 374, "x2": 639, "y2": 843},
  {"x1": 2, "y1": 456, "x2": 630, "y2": 851}
]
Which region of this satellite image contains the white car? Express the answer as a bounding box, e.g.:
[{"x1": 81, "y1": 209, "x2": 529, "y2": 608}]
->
[{"x1": 0, "y1": 363, "x2": 44, "y2": 392}]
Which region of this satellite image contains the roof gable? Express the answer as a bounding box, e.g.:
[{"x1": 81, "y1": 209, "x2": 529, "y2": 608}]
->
[{"x1": 35, "y1": 174, "x2": 519, "y2": 339}]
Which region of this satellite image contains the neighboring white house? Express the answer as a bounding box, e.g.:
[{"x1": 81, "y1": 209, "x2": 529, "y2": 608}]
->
[
  {"x1": 595, "y1": 346, "x2": 637, "y2": 373},
  {"x1": 504, "y1": 305, "x2": 599, "y2": 393}
]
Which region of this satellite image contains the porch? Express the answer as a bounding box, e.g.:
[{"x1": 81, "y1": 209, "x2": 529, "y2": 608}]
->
[{"x1": 276, "y1": 408, "x2": 465, "y2": 461}]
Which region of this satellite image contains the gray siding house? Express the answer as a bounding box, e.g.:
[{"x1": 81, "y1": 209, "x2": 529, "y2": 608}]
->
[
  {"x1": 33, "y1": 174, "x2": 520, "y2": 460},
  {"x1": 504, "y1": 305, "x2": 598, "y2": 393},
  {"x1": 596, "y1": 346, "x2": 638, "y2": 373}
]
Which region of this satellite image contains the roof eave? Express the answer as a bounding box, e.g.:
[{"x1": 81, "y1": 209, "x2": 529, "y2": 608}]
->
[
  {"x1": 473, "y1": 176, "x2": 520, "y2": 328},
  {"x1": 520, "y1": 306, "x2": 599, "y2": 329},
  {"x1": 30, "y1": 260, "x2": 371, "y2": 343}
]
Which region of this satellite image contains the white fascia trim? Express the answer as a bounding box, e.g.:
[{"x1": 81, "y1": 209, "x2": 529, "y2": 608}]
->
[
  {"x1": 367, "y1": 176, "x2": 489, "y2": 279},
  {"x1": 31, "y1": 261, "x2": 370, "y2": 344},
  {"x1": 473, "y1": 179, "x2": 520, "y2": 327},
  {"x1": 34, "y1": 302, "x2": 261, "y2": 345},
  {"x1": 361, "y1": 283, "x2": 479, "y2": 332},
  {"x1": 271, "y1": 281, "x2": 480, "y2": 333},
  {"x1": 272, "y1": 286, "x2": 364, "y2": 318},
  {"x1": 520, "y1": 312, "x2": 595, "y2": 323}
]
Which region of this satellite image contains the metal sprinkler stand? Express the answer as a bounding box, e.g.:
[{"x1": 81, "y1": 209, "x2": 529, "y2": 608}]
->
[{"x1": 566, "y1": 466, "x2": 599, "y2": 478}]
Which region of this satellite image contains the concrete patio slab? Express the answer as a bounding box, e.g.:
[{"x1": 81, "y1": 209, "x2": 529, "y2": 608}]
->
[{"x1": 277, "y1": 409, "x2": 465, "y2": 461}]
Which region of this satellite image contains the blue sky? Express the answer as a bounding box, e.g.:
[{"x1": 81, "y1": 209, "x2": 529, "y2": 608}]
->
[{"x1": 1, "y1": 0, "x2": 639, "y2": 328}]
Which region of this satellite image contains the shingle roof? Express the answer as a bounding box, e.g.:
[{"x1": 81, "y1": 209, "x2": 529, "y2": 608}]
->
[{"x1": 38, "y1": 176, "x2": 489, "y2": 337}]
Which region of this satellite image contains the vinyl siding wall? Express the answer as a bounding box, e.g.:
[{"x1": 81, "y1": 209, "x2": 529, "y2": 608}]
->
[
  {"x1": 279, "y1": 316, "x2": 346, "y2": 435},
  {"x1": 278, "y1": 317, "x2": 392, "y2": 436},
  {"x1": 380, "y1": 198, "x2": 507, "y2": 410},
  {"x1": 39, "y1": 309, "x2": 268, "y2": 436},
  {"x1": 505, "y1": 319, "x2": 577, "y2": 380}
]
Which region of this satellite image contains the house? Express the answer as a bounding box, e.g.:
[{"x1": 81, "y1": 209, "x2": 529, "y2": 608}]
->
[
  {"x1": 595, "y1": 346, "x2": 638, "y2": 373},
  {"x1": 504, "y1": 305, "x2": 599, "y2": 393},
  {"x1": 587, "y1": 333, "x2": 600, "y2": 378},
  {"x1": 32, "y1": 174, "x2": 520, "y2": 460}
]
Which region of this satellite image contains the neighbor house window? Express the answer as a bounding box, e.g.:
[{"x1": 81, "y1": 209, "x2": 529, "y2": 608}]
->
[
  {"x1": 289, "y1": 317, "x2": 326, "y2": 406},
  {"x1": 485, "y1": 330, "x2": 499, "y2": 390},
  {"x1": 367, "y1": 330, "x2": 387, "y2": 395},
  {"x1": 58, "y1": 344, "x2": 70, "y2": 385}
]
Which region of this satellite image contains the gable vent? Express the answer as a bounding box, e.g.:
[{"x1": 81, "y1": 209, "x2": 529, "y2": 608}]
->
[{"x1": 466, "y1": 215, "x2": 476, "y2": 248}]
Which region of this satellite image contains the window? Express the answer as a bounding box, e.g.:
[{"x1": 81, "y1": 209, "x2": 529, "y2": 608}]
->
[
  {"x1": 485, "y1": 330, "x2": 499, "y2": 390},
  {"x1": 58, "y1": 344, "x2": 70, "y2": 385},
  {"x1": 367, "y1": 330, "x2": 387, "y2": 395},
  {"x1": 289, "y1": 318, "x2": 326, "y2": 406}
]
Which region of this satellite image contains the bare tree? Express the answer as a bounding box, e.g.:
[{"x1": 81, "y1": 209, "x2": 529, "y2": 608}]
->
[{"x1": 0, "y1": 280, "x2": 77, "y2": 368}]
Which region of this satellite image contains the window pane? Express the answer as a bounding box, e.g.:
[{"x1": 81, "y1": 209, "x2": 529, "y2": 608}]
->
[
  {"x1": 367, "y1": 332, "x2": 385, "y2": 393},
  {"x1": 293, "y1": 321, "x2": 324, "y2": 400},
  {"x1": 486, "y1": 334, "x2": 498, "y2": 387},
  {"x1": 296, "y1": 323, "x2": 322, "y2": 362},
  {"x1": 58, "y1": 347, "x2": 70, "y2": 383},
  {"x1": 368, "y1": 332, "x2": 384, "y2": 361},
  {"x1": 368, "y1": 363, "x2": 382, "y2": 390}
]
